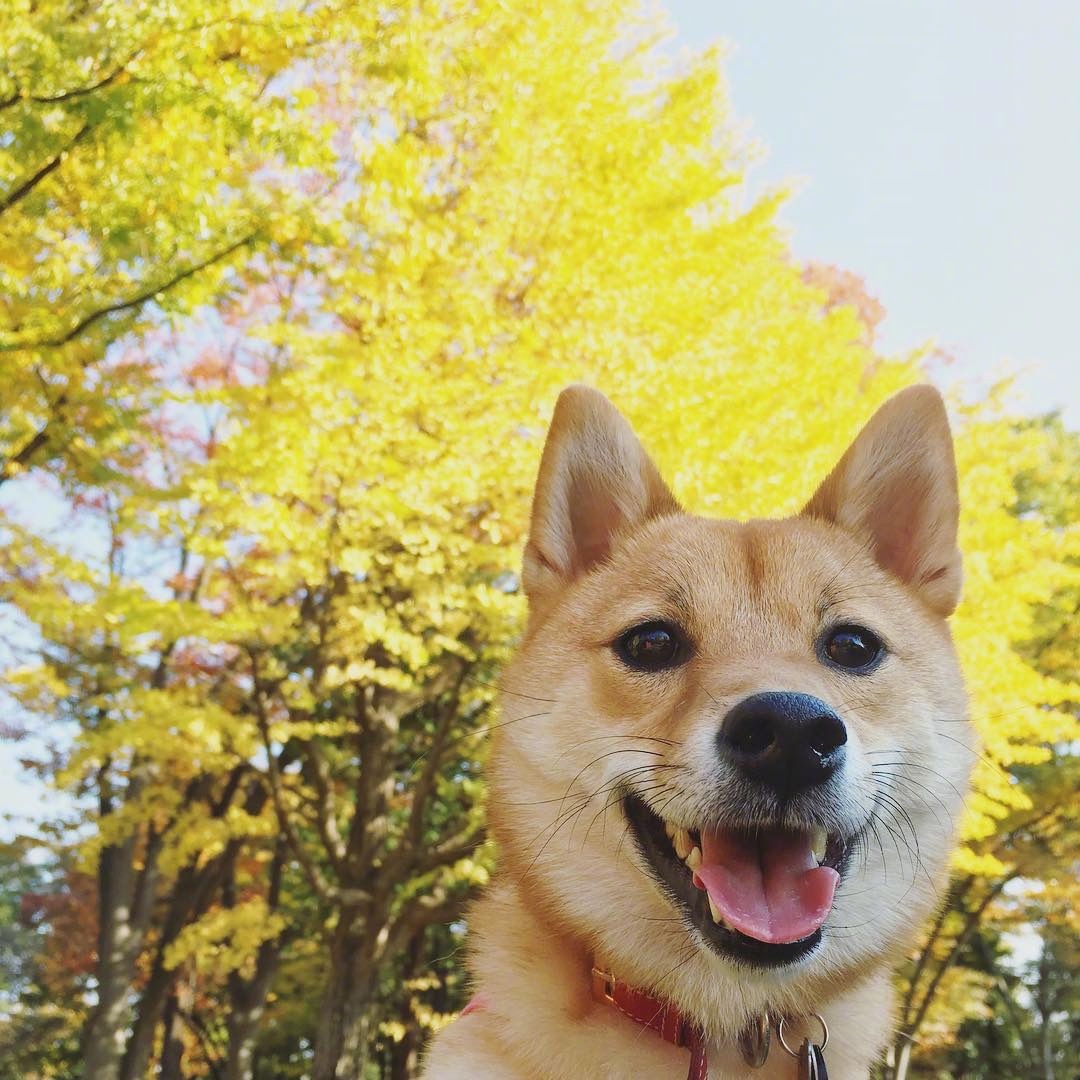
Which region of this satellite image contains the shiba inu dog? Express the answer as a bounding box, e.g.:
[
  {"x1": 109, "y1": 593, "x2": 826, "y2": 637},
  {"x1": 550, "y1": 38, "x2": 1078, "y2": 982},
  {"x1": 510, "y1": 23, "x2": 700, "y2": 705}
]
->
[{"x1": 422, "y1": 386, "x2": 971, "y2": 1079}]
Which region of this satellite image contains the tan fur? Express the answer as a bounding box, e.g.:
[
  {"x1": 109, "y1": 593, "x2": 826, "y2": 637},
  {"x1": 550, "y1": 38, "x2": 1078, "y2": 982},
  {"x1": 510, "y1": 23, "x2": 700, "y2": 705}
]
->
[{"x1": 423, "y1": 386, "x2": 972, "y2": 1079}]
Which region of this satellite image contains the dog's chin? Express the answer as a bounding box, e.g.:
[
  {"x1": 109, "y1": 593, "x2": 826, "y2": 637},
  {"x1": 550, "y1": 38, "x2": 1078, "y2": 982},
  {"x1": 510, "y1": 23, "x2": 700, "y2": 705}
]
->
[{"x1": 622, "y1": 792, "x2": 859, "y2": 970}]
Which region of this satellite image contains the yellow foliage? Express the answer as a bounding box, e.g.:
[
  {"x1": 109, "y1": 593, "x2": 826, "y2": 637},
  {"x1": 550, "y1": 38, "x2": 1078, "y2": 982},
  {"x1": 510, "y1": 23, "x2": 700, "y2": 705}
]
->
[
  {"x1": 0, "y1": 0, "x2": 1072, "y2": 903},
  {"x1": 163, "y1": 898, "x2": 286, "y2": 978},
  {"x1": 0, "y1": 4, "x2": 1074, "y2": 1071}
]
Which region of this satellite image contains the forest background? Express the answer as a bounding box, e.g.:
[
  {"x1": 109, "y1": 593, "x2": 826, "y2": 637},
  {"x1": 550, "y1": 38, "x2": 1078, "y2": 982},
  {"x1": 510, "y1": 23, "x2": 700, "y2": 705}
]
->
[{"x1": 0, "y1": 3, "x2": 1075, "y2": 1079}]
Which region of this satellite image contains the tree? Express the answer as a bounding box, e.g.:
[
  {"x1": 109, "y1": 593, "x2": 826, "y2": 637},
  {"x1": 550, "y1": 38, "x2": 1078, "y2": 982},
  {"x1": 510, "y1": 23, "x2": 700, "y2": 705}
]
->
[
  {"x1": 1, "y1": 3, "x2": 1075, "y2": 1078},
  {"x1": 0, "y1": 5, "x2": 351, "y2": 1076},
  {"x1": 802, "y1": 262, "x2": 886, "y2": 347},
  {"x1": 885, "y1": 416, "x2": 1080, "y2": 1079},
  {"x1": 0, "y1": 848, "x2": 88, "y2": 1079},
  {"x1": 0, "y1": 0, "x2": 345, "y2": 489}
]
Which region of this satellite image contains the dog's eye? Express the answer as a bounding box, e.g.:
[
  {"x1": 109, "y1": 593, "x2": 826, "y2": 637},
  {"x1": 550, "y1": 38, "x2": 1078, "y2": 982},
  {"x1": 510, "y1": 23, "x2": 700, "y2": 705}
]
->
[
  {"x1": 822, "y1": 624, "x2": 883, "y2": 672},
  {"x1": 615, "y1": 621, "x2": 685, "y2": 672}
]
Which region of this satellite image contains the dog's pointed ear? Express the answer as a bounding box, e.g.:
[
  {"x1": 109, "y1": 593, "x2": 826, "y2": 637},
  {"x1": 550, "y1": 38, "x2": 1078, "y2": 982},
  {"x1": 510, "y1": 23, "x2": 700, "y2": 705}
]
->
[
  {"x1": 523, "y1": 386, "x2": 680, "y2": 607},
  {"x1": 803, "y1": 385, "x2": 963, "y2": 616}
]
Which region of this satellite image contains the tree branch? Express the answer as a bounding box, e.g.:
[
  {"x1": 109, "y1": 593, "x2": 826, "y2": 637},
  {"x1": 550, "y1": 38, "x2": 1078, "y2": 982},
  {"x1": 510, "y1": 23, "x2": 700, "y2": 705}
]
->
[
  {"x1": 900, "y1": 875, "x2": 974, "y2": 1026},
  {"x1": 381, "y1": 886, "x2": 476, "y2": 964},
  {"x1": 301, "y1": 740, "x2": 347, "y2": 870},
  {"x1": 257, "y1": 723, "x2": 338, "y2": 906},
  {"x1": 906, "y1": 874, "x2": 1016, "y2": 1039},
  {"x1": 0, "y1": 123, "x2": 92, "y2": 214},
  {"x1": 130, "y1": 824, "x2": 164, "y2": 937},
  {"x1": 412, "y1": 825, "x2": 486, "y2": 877},
  {"x1": 385, "y1": 668, "x2": 468, "y2": 879},
  {"x1": 0, "y1": 232, "x2": 257, "y2": 353},
  {"x1": 901, "y1": 804, "x2": 1066, "y2": 1028},
  {"x1": 248, "y1": 650, "x2": 362, "y2": 907},
  {"x1": 0, "y1": 50, "x2": 141, "y2": 113}
]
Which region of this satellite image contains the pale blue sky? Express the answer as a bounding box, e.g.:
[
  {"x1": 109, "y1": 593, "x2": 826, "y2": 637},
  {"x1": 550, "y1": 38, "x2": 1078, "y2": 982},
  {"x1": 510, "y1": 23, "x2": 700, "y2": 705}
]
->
[{"x1": 666, "y1": 0, "x2": 1079, "y2": 425}]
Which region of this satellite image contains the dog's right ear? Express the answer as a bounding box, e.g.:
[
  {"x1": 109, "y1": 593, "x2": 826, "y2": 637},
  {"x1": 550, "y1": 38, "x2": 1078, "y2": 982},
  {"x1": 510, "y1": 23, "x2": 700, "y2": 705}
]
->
[{"x1": 522, "y1": 386, "x2": 680, "y2": 609}]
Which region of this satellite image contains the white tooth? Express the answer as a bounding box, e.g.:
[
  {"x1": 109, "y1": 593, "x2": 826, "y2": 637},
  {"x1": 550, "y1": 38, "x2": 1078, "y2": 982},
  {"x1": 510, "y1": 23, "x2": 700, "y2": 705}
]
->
[
  {"x1": 673, "y1": 828, "x2": 692, "y2": 859},
  {"x1": 664, "y1": 820, "x2": 675, "y2": 839},
  {"x1": 810, "y1": 826, "x2": 827, "y2": 864},
  {"x1": 708, "y1": 896, "x2": 726, "y2": 926},
  {"x1": 686, "y1": 845, "x2": 701, "y2": 870}
]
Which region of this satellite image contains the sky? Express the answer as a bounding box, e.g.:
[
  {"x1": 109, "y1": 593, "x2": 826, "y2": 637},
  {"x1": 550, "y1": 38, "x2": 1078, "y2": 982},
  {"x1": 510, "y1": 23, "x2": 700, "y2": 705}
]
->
[{"x1": 665, "y1": 0, "x2": 1079, "y2": 425}]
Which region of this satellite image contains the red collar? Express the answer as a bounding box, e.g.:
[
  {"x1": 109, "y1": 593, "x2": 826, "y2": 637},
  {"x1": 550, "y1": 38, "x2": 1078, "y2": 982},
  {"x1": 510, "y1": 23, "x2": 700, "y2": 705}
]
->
[
  {"x1": 457, "y1": 967, "x2": 708, "y2": 1079},
  {"x1": 590, "y1": 965, "x2": 708, "y2": 1080}
]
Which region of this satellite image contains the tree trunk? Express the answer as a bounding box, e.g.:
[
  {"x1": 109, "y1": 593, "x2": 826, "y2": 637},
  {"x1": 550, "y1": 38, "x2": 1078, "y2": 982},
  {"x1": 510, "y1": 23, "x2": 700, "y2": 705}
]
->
[
  {"x1": 388, "y1": 1023, "x2": 422, "y2": 1080},
  {"x1": 120, "y1": 827, "x2": 249, "y2": 1080},
  {"x1": 893, "y1": 1036, "x2": 913, "y2": 1080},
  {"x1": 388, "y1": 927, "x2": 430, "y2": 1080},
  {"x1": 224, "y1": 839, "x2": 285, "y2": 1080},
  {"x1": 311, "y1": 908, "x2": 379, "y2": 1080},
  {"x1": 225, "y1": 940, "x2": 281, "y2": 1080},
  {"x1": 159, "y1": 987, "x2": 186, "y2": 1080},
  {"x1": 1037, "y1": 945, "x2": 1055, "y2": 1080},
  {"x1": 120, "y1": 957, "x2": 178, "y2": 1080},
  {"x1": 82, "y1": 828, "x2": 147, "y2": 1080},
  {"x1": 1041, "y1": 1016, "x2": 1054, "y2": 1080},
  {"x1": 79, "y1": 846, "x2": 131, "y2": 1075}
]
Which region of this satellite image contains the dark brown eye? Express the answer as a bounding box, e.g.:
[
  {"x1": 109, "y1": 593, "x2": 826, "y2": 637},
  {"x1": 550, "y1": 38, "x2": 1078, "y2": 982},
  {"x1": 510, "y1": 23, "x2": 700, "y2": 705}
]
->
[
  {"x1": 615, "y1": 621, "x2": 685, "y2": 672},
  {"x1": 823, "y1": 625, "x2": 884, "y2": 672}
]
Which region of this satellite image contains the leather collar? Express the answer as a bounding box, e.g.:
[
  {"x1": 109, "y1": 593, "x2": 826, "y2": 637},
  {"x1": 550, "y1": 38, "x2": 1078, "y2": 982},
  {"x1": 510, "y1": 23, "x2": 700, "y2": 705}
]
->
[{"x1": 590, "y1": 965, "x2": 707, "y2": 1080}]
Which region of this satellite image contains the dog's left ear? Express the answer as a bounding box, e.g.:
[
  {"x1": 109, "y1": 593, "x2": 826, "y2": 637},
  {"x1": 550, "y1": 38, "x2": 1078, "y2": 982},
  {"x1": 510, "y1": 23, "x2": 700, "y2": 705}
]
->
[
  {"x1": 803, "y1": 385, "x2": 962, "y2": 616},
  {"x1": 523, "y1": 386, "x2": 680, "y2": 609}
]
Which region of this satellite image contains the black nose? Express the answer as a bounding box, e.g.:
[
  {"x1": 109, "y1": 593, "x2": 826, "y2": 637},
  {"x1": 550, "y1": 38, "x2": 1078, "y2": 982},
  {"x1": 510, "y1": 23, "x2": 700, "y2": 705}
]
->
[{"x1": 719, "y1": 691, "x2": 847, "y2": 794}]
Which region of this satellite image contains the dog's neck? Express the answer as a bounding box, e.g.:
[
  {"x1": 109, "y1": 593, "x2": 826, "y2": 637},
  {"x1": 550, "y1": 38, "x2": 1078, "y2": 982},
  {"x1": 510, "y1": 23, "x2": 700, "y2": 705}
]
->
[
  {"x1": 466, "y1": 877, "x2": 892, "y2": 1076},
  {"x1": 520, "y1": 877, "x2": 829, "y2": 1035},
  {"x1": 474, "y1": 876, "x2": 819, "y2": 1038}
]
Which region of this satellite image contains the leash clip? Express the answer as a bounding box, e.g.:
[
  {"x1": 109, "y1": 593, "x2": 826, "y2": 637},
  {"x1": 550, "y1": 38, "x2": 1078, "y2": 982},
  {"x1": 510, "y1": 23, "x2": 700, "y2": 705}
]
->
[{"x1": 777, "y1": 1013, "x2": 830, "y2": 1080}]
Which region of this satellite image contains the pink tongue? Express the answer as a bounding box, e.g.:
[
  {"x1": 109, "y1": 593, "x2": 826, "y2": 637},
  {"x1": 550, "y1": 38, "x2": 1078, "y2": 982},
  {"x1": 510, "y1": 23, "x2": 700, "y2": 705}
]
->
[{"x1": 693, "y1": 827, "x2": 839, "y2": 945}]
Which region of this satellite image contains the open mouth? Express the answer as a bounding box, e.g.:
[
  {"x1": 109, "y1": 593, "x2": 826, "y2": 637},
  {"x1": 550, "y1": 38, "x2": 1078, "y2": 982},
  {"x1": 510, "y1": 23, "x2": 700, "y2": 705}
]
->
[{"x1": 623, "y1": 793, "x2": 854, "y2": 967}]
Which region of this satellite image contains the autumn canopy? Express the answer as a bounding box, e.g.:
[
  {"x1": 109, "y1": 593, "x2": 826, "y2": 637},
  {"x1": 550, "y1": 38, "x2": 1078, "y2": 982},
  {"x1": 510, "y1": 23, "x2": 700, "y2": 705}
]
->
[{"x1": 0, "y1": 2, "x2": 1075, "y2": 1079}]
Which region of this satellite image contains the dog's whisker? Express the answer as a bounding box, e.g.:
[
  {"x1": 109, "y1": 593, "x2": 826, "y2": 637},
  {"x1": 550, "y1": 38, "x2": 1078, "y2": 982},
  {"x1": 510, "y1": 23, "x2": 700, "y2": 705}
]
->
[
  {"x1": 864, "y1": 757, "x2": 968, "y2": 803},
  {"x1": 554, "y1": 751, "x2": 678, "y2": 821},
  {"x1": 408, "y1": 708, "x2": 552, "y2": 773},
  {"x1": 504, "y1": 776, "x2": 665, "y2": 808},
  {"x1": 930, "y1": 727, "x2": 1010, "y2": 778},
  {"x1": 465, "y1": 676, "x2": 556, "y2": 704},
  {"x1": 864, "y1": 810, "x2": 891, "y2": 886},
  {"x1": 555, "y1": 743, "x2": 665, "y2": 764},
  {"x1": 652, "y1": 941, "x2": 700, "y2": 998},
  {"x1": 871, "y1": 769, "x2": 952, "y2": 835},
  {"x1": 872, "y1": 803, "x2": 933, "y2": 894},
  {"x1": 519, "y1": 765, "x2": 680, "y2": 876},
  {"x1": 871, "y1": 795, "x2": 939, "y2": 900},
  {"x1": 583, "y1": 779, "x2": 671, "y2": 848},
  {"x1": 818, "y1": 548, "x2": 872, "y2": 603},
  {"x1": 872, "y1": 803, "x2": 906, "y2": 871},
  {"x1": 557, "y1": 733, "x2": 682, "y2": 758}
]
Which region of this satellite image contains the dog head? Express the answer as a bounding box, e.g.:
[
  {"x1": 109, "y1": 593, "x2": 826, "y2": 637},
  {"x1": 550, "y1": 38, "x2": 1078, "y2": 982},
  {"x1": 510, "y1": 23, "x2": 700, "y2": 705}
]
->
[{"x1": 490, "y1": 385, "x2": 972, "y2": 1025}]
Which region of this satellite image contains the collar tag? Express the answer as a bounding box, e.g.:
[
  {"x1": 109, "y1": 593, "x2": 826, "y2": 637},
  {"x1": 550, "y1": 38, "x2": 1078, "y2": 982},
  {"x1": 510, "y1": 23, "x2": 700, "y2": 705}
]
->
[{"x1": 737, "y1": 1012, "x2": 772, "y2": 1068}]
